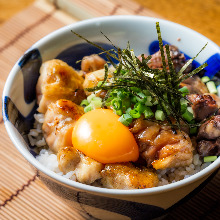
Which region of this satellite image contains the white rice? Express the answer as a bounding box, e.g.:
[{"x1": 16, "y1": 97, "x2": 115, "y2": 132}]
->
[
  {"x1": 36, "y1": 149, "x2": 77, "y2": 181},
  {"x1": 156, "y1": 154, "x2": 211, "y2": 186},
  {"x1": 30, "y1": 113, "x2": 209, "y2": 187},
  {"x1": 28, "y1": 114, "x2": 46, "y2": 148},
  {"x1": 36, "y1": 149, "x2": 60, "y2": 173},
  {"x1": 34, "y1": 113, "x2": 45, "y2": 124}
]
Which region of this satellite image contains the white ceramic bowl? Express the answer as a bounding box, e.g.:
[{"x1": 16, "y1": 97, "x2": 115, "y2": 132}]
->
[{"x1": 2, "y1": 16, "x2": 220, "y2": 220}]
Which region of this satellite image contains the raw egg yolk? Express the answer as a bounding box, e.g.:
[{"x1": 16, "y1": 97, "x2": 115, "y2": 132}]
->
[{"x1": 72, "y1": 109, "x2": 139, "y2": 163}]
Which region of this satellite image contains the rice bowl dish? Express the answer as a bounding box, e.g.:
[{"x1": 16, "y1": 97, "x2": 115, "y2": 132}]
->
[
  {"x1": 26, "y1": 22, "x2": 219, "y2": 189},
  {"x1": 3, "y1": 16, "x2": 220, "y2": 220}
]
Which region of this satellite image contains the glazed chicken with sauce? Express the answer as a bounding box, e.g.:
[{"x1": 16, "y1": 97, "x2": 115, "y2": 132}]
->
[
  {"x1": 42, "y1": 99, "x2": 84, "y2": 153},
  {"x1": 130, "y1": 117, "x2": 193, "y2": 170},
  {"x1": 180, "y1": 76, "x2": 208, "y2": 95},
  {"x1": 36, "y1": 59, "x2": 85, "y2": 113},
  {"x1": 83, "y1": 66, "x2": 115, "y2": 96},
  {"x1": 186, "y1": 94, "x2": 219, "y2": 121},
  {"x1": 57, "y1": 146, "x2": 104, "y2": 184},
  {"x1": 197, "y1": 139, "x2": 220, "y2": 157},
  {"x1": 101, "y1": 163, "x2": 158, "y2": 189},
  {"x1": 81, "y1": 54, "x2": 106, "y2": 74},
  {"x1": 197, "y1": 115, "x2": 220, "y2": 140},
  {"x1": 197, "y1": 115, "x2": 220, "y2": 157}
]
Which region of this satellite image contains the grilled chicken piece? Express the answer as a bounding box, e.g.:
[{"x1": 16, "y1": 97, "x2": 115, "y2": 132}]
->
[
  {"x1": 197, "y1": 115, "x2": 220, "y2": 157},
  {"x1": 134, "y1": 122, "x2": 161, "y2": 153},
  {"x1": 197, "y1": 139, "x2": 220, "y2": 157},
  {"x1": 57, "y1": 146, "x2": 104, "y2": 184},
  {"x1": 180, "y1": 76, "x2": 208, "y2": 94},
  {"x1": 81, "y1": 54, "x2": 106, "y2": 73},
  {"x1": 151, "y1": 130, "x2": 193, "y2": 169},
  {"x1": 129, "y1": 116, "x2": 153, "y2": 134},
  {"x1": 140, "y1": 45, "x2": 192, "y2": 73},
  {"x1": 83, "y1": 66, "x2": 115, "y2": 96},
  {"x1": 42, "y1": 99, "x2": 84, "y2": 153},
  {"x1": 205, "y1": 93, "x2": 220, "y2": 107},
  {"x1": 101, "y1": 163, "x2": 158, "y2": 189},
  {"x1": 131, "y1": 118, "x2": 193, "y2": 169},
  {"x1": 36, "y1": 59, "x2": 85, "y2": 113},
  {"x1": 197, "y1": 115, "x2": 220, "y2": 140},
  {"x1": 57, "y1": 146, "x2": 81, "y2": 173},
  {"x1": 187, "y1": 94, "x2": 218, "y2": 121},
  {"x1": 75, "y1": 153, "x2": 104, "y2": 184}
]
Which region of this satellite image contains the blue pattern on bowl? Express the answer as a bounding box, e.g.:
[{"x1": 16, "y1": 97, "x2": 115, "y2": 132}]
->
[
  {"x1": 4, "y1": 96, "x2": 37, "y2": 152},
  {"x1": 56, "y1": 43, "x2": 119, "y2": 70},
  {"x1": 204, "y1": 53, "x2": 220, "y2": 79},
  {"x1": 148, "y1": 40, "x2": 169, "y2": 55},
  {"x1": 18, "y1": 49, "x2": 42, "y2": 104}
]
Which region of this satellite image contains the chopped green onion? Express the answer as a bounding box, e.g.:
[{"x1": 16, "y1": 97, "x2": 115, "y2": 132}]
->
[
  {"x1": 111, "y1": 98, "x2": 122, "y2": 110},
  {"x1": 135, "y1": 103, "x2": 147, "y2": 113},
  {"x1": 179, "y1": 86, "x2": 189, "y2": 96},
  {"x1": 163, "y1": 94, "x2": 168, "y2": 101},
  {"x1": 155, "y1": 110, "x2": 165, "y2": 121},
  {"x1": 87, "y1": 94, "x2": 96, "y2": 103},
  {"x1": 144, "y1": 107, "x2": 154, "y2": 119},
  {"x1": 187, "y1": 106, "x2": 194, "y2": 115},
  {"x1": 84, "y1": 104, "x2": 93, "y2": 113},
  {"x1": 145, "y1": 96, "x2": 153, "y2": 106},
  {"x1": 122, "y1": 99, "x2": 131, "y2": 109},
  {"x1": 80, "y1": 99, "x2": 89, "y2": 107},
  {"x1": 152, "y1": 98, "x2": 158, "y2": 105},
  {"x1": 117, "y1": 91, "x2": 127, "y2": 99},
  {"x1": 180, "y1": 98, "x2": 188, "y2": 105},
  {"x1": 111, "y1": 90, "x2": 118, "y2": 98},
  {"x1": 97, "y1": 80, "x2": 103, "y2": 87},
  {"x1": 130, "y1": 109, "x2": 141, "y2": 118},
  {"x1": 118, "y1": 114, "x2": 133, "y2": 126},
  {"x1": 182, "y1": 108, "x2": 194, "y2": 122},
  {"x1": 105, "y1": 100, "x2": 111, "y2": 107},
  {"x1": 131, "y1": 96, "x2": 137, "y2": 103},
  {"x1": 201, "y1": 76, "x2": 210, "y2": 83},
  {"x1": 117, "y1": 90, "x2": 130, "y2": 99},
  {"x1": 180, "y1": 99, "x2": 188, "y2": 114},
  {"x1": 131, "y1": 87, "x2": 141, "y2": 93},
  {"x1": 206, "y1": 81, "x2": 217, "y2": 94},
  {"x1": 126, "y1": 107, "x2": 132, "y2": 114},
  {"x1": 92, "y1": 96, "x2": 102, "y2": 102},
  {"x1": 136, "y1": 92, "x2": 147, "y2": 103},
  {"x1": 91, "y1": 99, "x2": 102, "y2": 108},
  {"x1": 190, "y1": 127, "x2": 197, "y2": 135},
  {"x1": 204, "y1": 156, "x2": 217, "y2": 163},
  {"x1": 114, "y1": 109, "x2": 123, "y2": 116},
  {"x1": 143, "y1": 90, "x2": 151, "y2": 96}
]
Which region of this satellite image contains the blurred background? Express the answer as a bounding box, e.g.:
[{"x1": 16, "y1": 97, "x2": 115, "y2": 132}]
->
[{"x1": 0, "y1": 0, "x2": 220, "y2": 45}]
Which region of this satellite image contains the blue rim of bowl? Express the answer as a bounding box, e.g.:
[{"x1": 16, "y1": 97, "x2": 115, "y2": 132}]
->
[{"x1": 2, "y1": 15, "x2": 220, "y2": 196}]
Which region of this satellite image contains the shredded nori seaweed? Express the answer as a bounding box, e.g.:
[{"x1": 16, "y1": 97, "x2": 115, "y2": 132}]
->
[{"x1": 71, "y1": 22, "x2": 208, "y2": 130}]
